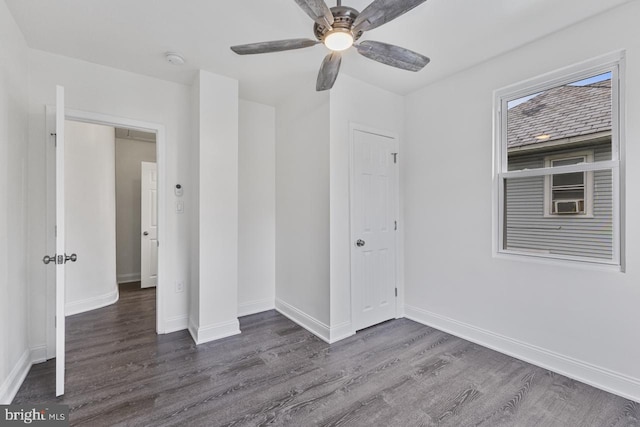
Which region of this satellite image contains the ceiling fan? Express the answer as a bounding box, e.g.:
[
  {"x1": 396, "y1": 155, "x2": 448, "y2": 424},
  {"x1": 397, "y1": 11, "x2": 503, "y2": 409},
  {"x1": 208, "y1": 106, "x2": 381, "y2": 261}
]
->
[{"x1": 230, "y1": 0, "x2": 430, "y2": 91}]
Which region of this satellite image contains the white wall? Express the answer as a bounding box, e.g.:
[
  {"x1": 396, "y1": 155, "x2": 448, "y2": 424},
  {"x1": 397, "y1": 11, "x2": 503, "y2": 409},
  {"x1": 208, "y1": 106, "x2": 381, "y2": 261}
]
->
[
  {"x1": 27, "y1": 49, "x2": 193, "y2": 351},
  {"x1": 65, "y1": 120, "x2": 118, "y2": 316},
  {"x1": 273, "y1": 75, "x2": 404, "y2": 344},
  {"x1": 0, "y1": 0, "x2": 30, "y2": 404},
  {"x1": 189, "y1": 70, "x2": 240, "y2": 344},
  {"x1": 328, "y1": 74, "x2": 405, "y2": 342},
  {"x1": 115, "y1": 137, "x2": 156, "y2": 283},
  {"x1": 275, "y1": 87, "x2": 331, "y2": 339},
  {"x1": 238, "y1": 100, "x2": 275, "y2": 317},
  {"x1": 404, "y1": 1, "x2": 640, "y2": 401}
]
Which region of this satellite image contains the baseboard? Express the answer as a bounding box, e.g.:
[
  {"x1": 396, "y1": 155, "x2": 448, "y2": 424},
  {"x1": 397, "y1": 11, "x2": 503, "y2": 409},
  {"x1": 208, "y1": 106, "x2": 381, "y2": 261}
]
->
[
  {"x1": 238, "y1": 298, "x2": 275, "y2": 317},
  {"x1": 164, "y1": 315, "x2": 188, "y2": 334},
  {"x1": 0, "y1": 349, "x2": 31, "y2": 404},
  {"x1": 30, "y1": 345, "x2": 47, "y2": 364},
  {"x1": 329, "y1": 321, "x2": 354, "y2": 344},
  {"x1": 275, "y1": 298, "x2": 330, "y2": 343},
  {"x1": 117, "y1": 273, "x2": 141, "y2": 284},
  {"x1": 396, "y1": 303, "x2": 406, "y2": 319},
  {"x1": 188, "y1": 318, "x2": 240, "y2": 345},
  {"x1": 188, "y1": 318, "x2": 199, "y2": 344},
  {"x1": 404, "y1": 304, "x2": 640, "y2": 403},
  {"x1": 66, "y1": 287, "x2": 119, "y2": 316}
]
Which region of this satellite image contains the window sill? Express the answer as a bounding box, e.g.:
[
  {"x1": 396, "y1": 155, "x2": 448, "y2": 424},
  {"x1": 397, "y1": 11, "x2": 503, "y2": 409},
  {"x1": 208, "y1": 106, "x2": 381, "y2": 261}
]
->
[
  {"x1": 542, "y1": 214, "x2": 595, "y2": 219},
  {"x1": 494, "y1": 250, "x2": 622, "y2": 273}
]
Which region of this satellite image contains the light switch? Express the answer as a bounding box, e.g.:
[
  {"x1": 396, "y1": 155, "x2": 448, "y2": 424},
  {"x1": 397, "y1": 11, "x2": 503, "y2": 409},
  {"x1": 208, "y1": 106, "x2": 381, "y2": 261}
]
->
[{"x1": 176, "y1": 200, "x2": 184, "y2": 214}]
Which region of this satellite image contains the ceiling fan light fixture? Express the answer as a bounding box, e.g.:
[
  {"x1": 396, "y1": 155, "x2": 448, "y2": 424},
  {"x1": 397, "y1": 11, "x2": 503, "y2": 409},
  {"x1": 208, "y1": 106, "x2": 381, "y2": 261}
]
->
[
  {"x1": 229, "y1": 0, "x2": 431, "y2": 91},
  {"x1": 323, "y1": 29, "x2": 354, "y2": 51}
]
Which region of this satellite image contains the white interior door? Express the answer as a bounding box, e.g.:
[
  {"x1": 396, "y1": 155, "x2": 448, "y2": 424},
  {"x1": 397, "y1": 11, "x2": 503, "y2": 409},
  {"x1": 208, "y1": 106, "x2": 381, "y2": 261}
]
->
[
  {"x1": 55, "y1": 86, "x2": 66, "y2": 396},
  {"x1": 141, "y1": 161, "x2": 158, "y2": 288},
  {"x1": 351, "y1": 128, "x2": 398, "y2": 332}
]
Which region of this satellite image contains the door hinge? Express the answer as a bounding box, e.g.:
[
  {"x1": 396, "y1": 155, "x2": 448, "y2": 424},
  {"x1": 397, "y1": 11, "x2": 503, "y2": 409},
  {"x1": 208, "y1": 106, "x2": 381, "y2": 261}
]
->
[
  {"x1": 55, "y1": 225, "x2": 57, "y2": 237},
  {"x1": 395, "y1": 288, "x2": 398, "y2": 297},
  {"x1": 51, "y1": 133, "x2": 57, "y2": 147},
  {"x1": 391, "y1": 152, "x2": 398, "y2": 164},
  {"x1": 394, "y1": 220, "x2": 397, "y2": 231}
]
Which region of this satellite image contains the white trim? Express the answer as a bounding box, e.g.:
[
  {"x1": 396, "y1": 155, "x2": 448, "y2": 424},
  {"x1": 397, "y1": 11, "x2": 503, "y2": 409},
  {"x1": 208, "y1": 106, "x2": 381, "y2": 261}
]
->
[
  {"x1": 396, "y1": 303, "x2": 405, "y2": 318},
  {"x1": 329, "y1": 321, "x2": 355, "y2": 343},
  {"x1": 274, "y1": 300, "x2": 354, "y2": 344},
  {"x1": 65, "y1": 287, "x2": 119, "y2": 316},
  {"x1": 238, "y1": 298, "x2": 275, "y2": 317},
  {"x1": 0, "y1": 350, "x2": 31, "y2": 404},
  {"x1": 30, "y1": 346, "x2": 47, "y2": 364},
  {"x1": 117, "y1": 273, "x2": 141, "y2": 284},
  {"x1": 188, "y1": 320, "x2": 198, "y2": 344},
  {"x1": 275, "y1": 298, "x2": 330, "y2": 343},
  {"x1": 614, "y1": 55, "x2": 626, "y2": 272},
  {"x1": 348, "y1": 123, "x2": 401, "y2": 333},
  {"x1": 495, "y1": 251, "x2": 621, "y2": 271},
  {"x1": 55, "y1": 87, "x2": 65, "y2": 397},
  {"x1": 164, "y1": 315, "x2": 189, "y2": 334},
  {"x1": 405, "y1": 304, "x2": 640, "y2": 403},
  {"x1": 188, "y1": 318, "x2": 240, "y2": 345},
  {"x1": 60, "y1": 108, "x2": 168, "y2": 334},
  {"x1": 501, "y1": 161, "x2": 617, "y2": 179}
]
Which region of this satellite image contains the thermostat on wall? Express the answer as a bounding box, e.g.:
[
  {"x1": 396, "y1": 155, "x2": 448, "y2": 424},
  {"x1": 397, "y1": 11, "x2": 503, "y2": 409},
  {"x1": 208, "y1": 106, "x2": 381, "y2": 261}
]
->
[{"x1": 175, "y1": 184, "x2": 183, "y2": 197}]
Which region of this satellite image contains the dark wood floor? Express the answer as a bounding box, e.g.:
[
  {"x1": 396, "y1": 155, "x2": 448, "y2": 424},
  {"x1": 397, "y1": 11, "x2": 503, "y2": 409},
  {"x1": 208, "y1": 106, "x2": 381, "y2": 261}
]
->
[{"x1": 14, "y1": 284, "x2": 639, "y2": 426}]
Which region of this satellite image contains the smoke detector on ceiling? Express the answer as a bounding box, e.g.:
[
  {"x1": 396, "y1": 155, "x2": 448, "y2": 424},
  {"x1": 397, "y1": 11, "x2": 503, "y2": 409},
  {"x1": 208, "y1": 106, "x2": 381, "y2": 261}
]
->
[{"x1": 165, "y1": 52, "x2": 185, "y2": 65}]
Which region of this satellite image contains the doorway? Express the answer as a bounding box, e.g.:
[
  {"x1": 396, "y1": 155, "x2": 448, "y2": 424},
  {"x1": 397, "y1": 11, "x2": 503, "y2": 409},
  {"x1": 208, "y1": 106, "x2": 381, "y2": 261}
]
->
[
  {"x1": 45, "y1": 108, "x2": 167, "y2": 367},
  {"x1": 114, "y1": 128, "x2": 158, "y2": 288}
]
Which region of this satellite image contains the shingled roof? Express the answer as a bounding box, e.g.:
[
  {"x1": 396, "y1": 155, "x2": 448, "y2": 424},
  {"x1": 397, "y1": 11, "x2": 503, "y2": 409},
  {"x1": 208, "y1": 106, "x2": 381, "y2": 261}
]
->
[{"x1": 507, "y1": 79, "x2": 611, "y2": 148}]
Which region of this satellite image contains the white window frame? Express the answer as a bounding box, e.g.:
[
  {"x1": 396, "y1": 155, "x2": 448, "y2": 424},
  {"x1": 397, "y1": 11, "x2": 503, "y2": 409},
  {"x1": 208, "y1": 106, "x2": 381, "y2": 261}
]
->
[
  {"x1": 493, "y1": 51, "x2": 625, "y2": 268},
  {"x1": 543, "y1": 150, "x2": 594, "y2": 218}
]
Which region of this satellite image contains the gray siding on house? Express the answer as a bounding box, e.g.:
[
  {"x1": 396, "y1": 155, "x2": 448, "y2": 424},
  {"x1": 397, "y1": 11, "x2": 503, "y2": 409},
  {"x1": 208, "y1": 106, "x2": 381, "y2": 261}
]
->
[{"x1": 505, "y1": 144, "x2": 613, "y2": 259}]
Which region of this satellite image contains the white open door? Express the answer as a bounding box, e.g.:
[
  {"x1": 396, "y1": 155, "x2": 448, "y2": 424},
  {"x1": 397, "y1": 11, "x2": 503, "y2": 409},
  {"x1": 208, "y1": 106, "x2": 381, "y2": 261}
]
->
[
  {"x1": 55, "y1": 86, "x2": 66, "y2": 396},
  {"x1": 141, "y1": 161, "x2": 158, "y2": 288},
  {"x1": 351, "y1": 128, "x2": 399, "y2": 332}
]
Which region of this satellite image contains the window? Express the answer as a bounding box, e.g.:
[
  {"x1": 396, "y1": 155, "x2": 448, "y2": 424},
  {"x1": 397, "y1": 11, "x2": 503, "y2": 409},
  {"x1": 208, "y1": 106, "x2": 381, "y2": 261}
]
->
[
  {"x1": 544, "y1": 151, "x2": 594, "y2": 216},
  {"x1": 494, "y1": 53, "x2": 623, "y2": 266}
]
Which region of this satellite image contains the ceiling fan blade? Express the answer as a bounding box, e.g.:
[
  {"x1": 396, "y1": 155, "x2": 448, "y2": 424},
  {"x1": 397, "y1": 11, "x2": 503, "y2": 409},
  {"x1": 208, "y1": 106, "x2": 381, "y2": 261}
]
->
[
  {"x1": 356, "y1": 40, "x2": 430, "y2": 72},
  {"x1": 231, "y1": 39, "x2": 320, "y2": 55},
  {"x1": 294, "y1": 0, "x2": 334, "y2": 28},
  {"x1": 316, "y1": 52, "x2": 342, "y2": 91},
  {"x1": 353, "y1": 0, "x2": 427, "y2": 33}
]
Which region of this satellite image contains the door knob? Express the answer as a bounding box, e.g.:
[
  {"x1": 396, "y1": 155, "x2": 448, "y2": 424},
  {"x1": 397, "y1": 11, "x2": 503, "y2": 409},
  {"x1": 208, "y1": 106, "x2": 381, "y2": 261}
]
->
[
  {"x1": 65, "y1": 253, "x2": 78, "y2": 263},
  {"x1": 42, "y1": 254, "x2": 56, "y2": 265},
  {"x1": 143, "y1": 231, "x2": 149, "y2": 236},
  {"x1": 356, "y1": 239, "x2": 365, "y2": 247}
]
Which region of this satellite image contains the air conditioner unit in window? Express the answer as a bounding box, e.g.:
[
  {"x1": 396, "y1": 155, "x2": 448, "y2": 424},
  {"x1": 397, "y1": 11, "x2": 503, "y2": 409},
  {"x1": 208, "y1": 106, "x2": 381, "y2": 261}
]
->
[{"x1": 554, "y1": 199, "x2": 584, "y2": 214}]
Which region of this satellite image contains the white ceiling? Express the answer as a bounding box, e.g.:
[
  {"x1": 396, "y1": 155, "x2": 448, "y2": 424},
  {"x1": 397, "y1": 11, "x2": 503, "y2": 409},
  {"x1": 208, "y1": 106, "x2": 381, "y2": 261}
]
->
[{"x1": 5, "y1": 0, "x2": 633, "y2": 105}]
